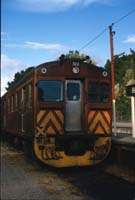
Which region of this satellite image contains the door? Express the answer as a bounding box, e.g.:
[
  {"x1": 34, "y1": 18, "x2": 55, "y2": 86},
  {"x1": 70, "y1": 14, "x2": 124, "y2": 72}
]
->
[{"x1": 65, "y1": 80, "x2": 82, "y2": 131}]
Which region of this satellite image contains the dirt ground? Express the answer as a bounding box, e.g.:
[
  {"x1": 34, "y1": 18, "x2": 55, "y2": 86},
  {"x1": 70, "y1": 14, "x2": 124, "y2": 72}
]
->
[
  {"x1": 1, "y1": 140, "x2": 135, "y2": 200},
  {"x1": 1, "y1": 141, "x2": 92, "y2": 200}
]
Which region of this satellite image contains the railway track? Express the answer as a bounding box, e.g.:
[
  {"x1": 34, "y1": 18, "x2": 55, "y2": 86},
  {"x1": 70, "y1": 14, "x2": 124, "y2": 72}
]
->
[{"x1": 1, "y1": 139, "x2": 135, "y2": 200}]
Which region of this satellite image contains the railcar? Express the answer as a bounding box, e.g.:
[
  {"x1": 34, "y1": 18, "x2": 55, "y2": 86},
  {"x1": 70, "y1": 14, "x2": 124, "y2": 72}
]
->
[{"x1": 1, "y1": 56, "x2": 112, "y2": 167}]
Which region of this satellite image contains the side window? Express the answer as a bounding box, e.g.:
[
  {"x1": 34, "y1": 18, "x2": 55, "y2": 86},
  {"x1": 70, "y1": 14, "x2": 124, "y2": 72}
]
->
[
  {"x1": 100, "y1": 83, "x2": 110, "y2": 102},
  {"x1": 8, "y1": 97, "x2": 10, "y2": 113},
  {"x1": 88, "y1": 82, "x2": 99, "y2": 102},
  {"x1": 15, "y1": 92, "x2": 19, "y2": 111},
  {"x1": 21, "y1": 87, "x2": 26, "y2": 109},
  {"x1": 28, "y1": 83, "x2": 32, "y2": 108},
  {"x1": 11, "y1": 96, "x2": 14, "y2": 112},
  {"x1": 38, "y1": 81, "x2": 63, "y2": 102}
]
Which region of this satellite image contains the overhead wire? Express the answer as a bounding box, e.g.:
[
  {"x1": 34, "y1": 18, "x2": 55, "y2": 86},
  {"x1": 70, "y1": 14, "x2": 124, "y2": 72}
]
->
[
  {"x1": 112, "y1": 9, "x2": 135, "y2": 25},
  {"x1": 79, "y1": 9, "x2": 135, "y2": 52},
  {"x1": 79, "y1": 28, "x2": 108, "y2": 51}
]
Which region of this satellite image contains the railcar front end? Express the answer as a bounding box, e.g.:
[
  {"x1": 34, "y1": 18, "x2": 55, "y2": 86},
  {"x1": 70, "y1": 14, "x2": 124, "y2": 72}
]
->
[{"x1": 33, "y1": 60, "x2": 112, "y2": 167}]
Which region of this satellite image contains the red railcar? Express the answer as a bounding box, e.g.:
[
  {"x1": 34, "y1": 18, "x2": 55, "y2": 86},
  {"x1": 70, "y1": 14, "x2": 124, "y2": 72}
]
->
[{"x1": 1, "y1": 58, "x2": 112, "y2": 167}]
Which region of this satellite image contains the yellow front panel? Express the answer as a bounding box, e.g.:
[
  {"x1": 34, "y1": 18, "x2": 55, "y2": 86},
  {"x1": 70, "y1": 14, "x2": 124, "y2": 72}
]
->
[
  {"x1": 34, "y1": 137, "x2": 111, "y2": 167},
  {"x1": 36, "y1": 110, "x2": 64, "y2": 136},
  {"x1": 88, "y1": 111, "x2": 111, "y2": 134},
  {"x1": 34, "y1": 109, "x2": 111, "y2": 167}
]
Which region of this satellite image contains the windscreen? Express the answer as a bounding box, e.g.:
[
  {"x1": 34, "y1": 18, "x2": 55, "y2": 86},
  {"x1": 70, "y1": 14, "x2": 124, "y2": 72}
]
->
[
  {"x1": 88, "y1": 82, "x2": 110, "y2": 103},
  {"x1": 38, "y1": 80, "x2": 63, "y2": 101}
]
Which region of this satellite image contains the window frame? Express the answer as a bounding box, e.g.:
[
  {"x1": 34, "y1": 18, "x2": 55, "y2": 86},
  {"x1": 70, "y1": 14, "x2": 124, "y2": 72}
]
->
[{"x1": 37, "y1": 80, "x2": 64, "y2": 102}]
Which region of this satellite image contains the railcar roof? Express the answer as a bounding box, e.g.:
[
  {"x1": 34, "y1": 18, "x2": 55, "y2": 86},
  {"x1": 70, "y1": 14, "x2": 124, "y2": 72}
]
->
[
  {"x1": 36, "y1": 59, "x2": 104, "y2": 71},
  {"x1": 3, "y1": 59, "x2": 107, "y2": 96}
]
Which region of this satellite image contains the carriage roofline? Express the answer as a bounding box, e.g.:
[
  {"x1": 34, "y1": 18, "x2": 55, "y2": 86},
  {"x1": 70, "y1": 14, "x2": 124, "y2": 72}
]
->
[
  {"x1": 36, "y1": 59, "x2": 103, "y2": 69},
  {"x1": 3, "y1": 59, "x2": 106, "y2": 96}
]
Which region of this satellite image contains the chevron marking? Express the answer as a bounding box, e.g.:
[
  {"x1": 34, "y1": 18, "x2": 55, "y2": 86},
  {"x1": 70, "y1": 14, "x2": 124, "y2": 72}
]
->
[
  {"x1": 37, "y1": 110, "x2": 64, "y2": 135},
  {"x1": 37, "y1": 110, "x2": 46, "y2": 123},
  {"x1": 95, "y1": 125, "x2": 104, "y2": 134},
  {"x1": 41, "y1": 111, "x2": 62, "y2": 131},
  {"x1": 103, "y1": 111, "x2": 111, "y2": 124},
  {"x1": 46, "y1": 126, "x2": 56, "y2": 134},
  {"x1": 88, "y1": 111, "x2": 110, "y2": 134},
  {"x1": 90, "y1": 112, "x2": 103, "y2": 130},
  {"x1": 88, "y1": 111, "x2": 96, "y2": 124},
  {"x1": 55, "y1": 110, "x2": 64, "y2": 123}
]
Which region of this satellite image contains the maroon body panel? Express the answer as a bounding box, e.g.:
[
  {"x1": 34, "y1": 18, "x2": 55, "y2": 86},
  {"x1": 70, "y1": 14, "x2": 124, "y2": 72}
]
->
[{"x1": 1, "y1": 59, "x2": 112, "y2": 140}]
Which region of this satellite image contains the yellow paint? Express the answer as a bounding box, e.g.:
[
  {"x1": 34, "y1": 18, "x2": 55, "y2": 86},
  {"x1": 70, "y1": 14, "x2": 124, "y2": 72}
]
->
[
  {"x1": 36, "y1": 110, "x2": 64, "y2": 136},
  {"x1": 46, "y1": 126, "x2": 55, "y2": 134},
  {"x1": 40, "y1": 111, "x2": 63, "y2": 132},
  {"x1": 88, "y1": 111, "x2": 111, "y2": 134},
  {"x1": 37, "y1": 110, "x2": 46, "y2": 123},
  {"x1": 104, "y1": 111, "x2": 111, "y2": 123},
  {"x1": 34, "y1": 137, "x2": 111, "y2": 167},
  {"x1": 88, "y1": 111, "x2": 95, "y2": 123},
  {"x1": 95, "y1": 125, "x2": 104, "y2": 134},
  {"x1": 36, "y1": 126, "x2": 45, "y2": 136},
  {"x1": 34, "y1": 109, "x2": 111, "y2": 167},
  {"x1": 55, "y1": 110, "x2": 64, "y2": 123}
]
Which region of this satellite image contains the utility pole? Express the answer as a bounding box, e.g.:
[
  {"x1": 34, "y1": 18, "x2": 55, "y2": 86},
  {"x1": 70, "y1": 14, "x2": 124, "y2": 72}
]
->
[{"x1": 109, "y1": 23, "x2": 117, "y2": 136}]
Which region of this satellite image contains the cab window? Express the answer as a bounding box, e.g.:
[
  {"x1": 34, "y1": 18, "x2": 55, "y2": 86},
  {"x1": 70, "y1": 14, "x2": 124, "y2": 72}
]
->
[
  {"x1": 38, "y1": 80, "x2": 63, "y2": 102},
  {"x1": 88, "y1": 82, "x2": 110, "y2": 102}
]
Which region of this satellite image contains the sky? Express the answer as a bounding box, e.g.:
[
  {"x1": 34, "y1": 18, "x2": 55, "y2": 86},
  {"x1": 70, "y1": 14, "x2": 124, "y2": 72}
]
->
[{"x1": 1, "y1": 0, "x2": 135, "y2": 96}]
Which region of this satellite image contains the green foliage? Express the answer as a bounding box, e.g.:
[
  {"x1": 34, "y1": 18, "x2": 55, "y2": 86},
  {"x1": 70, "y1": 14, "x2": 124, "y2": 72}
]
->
[
  {"x1": 104, "y1": 49, "x2": 135, "y2": 84},
  {"x1": 59, "y1": 50, "x2": 96, "y2": 64},
  {"x1": 104, "y1": 49, "x2": 135, "y2": 121},
  {"x1": 116, "y1": 95, "x2": 131, "y2": 121},
  {"x1": 6, "y1": 67, "x2": 34, "y2": 91}
]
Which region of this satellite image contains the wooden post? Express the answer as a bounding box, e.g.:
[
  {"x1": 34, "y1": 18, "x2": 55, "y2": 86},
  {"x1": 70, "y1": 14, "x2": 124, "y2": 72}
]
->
[
  {"x1": 131, "y1": 96, "x2": 135, "y2": 138},
  {"x1": 126, "y1": 83, "x2": 135, "y2": 138},
  {"x1": 109, "y1": 24, "x2": 116, "y2": 136}
]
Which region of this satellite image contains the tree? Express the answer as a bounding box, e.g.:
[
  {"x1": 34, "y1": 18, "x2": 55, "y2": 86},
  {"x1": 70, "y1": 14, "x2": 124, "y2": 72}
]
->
[
  {"x1": 104, "y1": 49, "x2": 135, "y2": 84},
  {"x1": 104, "y1": 49, "x2": 135, "y2": 121},
  {"x1": 6, "y1": 67, "x2": 34, "y2": 91}
]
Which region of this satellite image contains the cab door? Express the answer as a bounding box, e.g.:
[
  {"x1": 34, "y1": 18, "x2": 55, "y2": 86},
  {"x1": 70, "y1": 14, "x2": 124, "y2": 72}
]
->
[{"x1": 65, "y1": 80, "x2": 82, "y2": 131}]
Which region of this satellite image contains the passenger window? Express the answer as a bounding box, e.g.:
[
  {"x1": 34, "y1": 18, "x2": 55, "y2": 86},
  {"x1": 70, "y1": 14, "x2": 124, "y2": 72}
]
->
[
  {"x1": 67, "y1": 83, "x2": 80, "y2": 101},
  {"x1": 16, "y1": 92, "x2": 19, "y2": 111},
  {"x1": 28, "y1": 84, "x2": 32, "y2": 107},
  {"x1": 21, "y1": 87, "x2": 26, "y2": 109},
  {"x1": 38, "y1": 81, "x2": 63, "y2": 102},
  {"x1": 11, "y1": 96, "x2": 14, "y2": 112}
]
